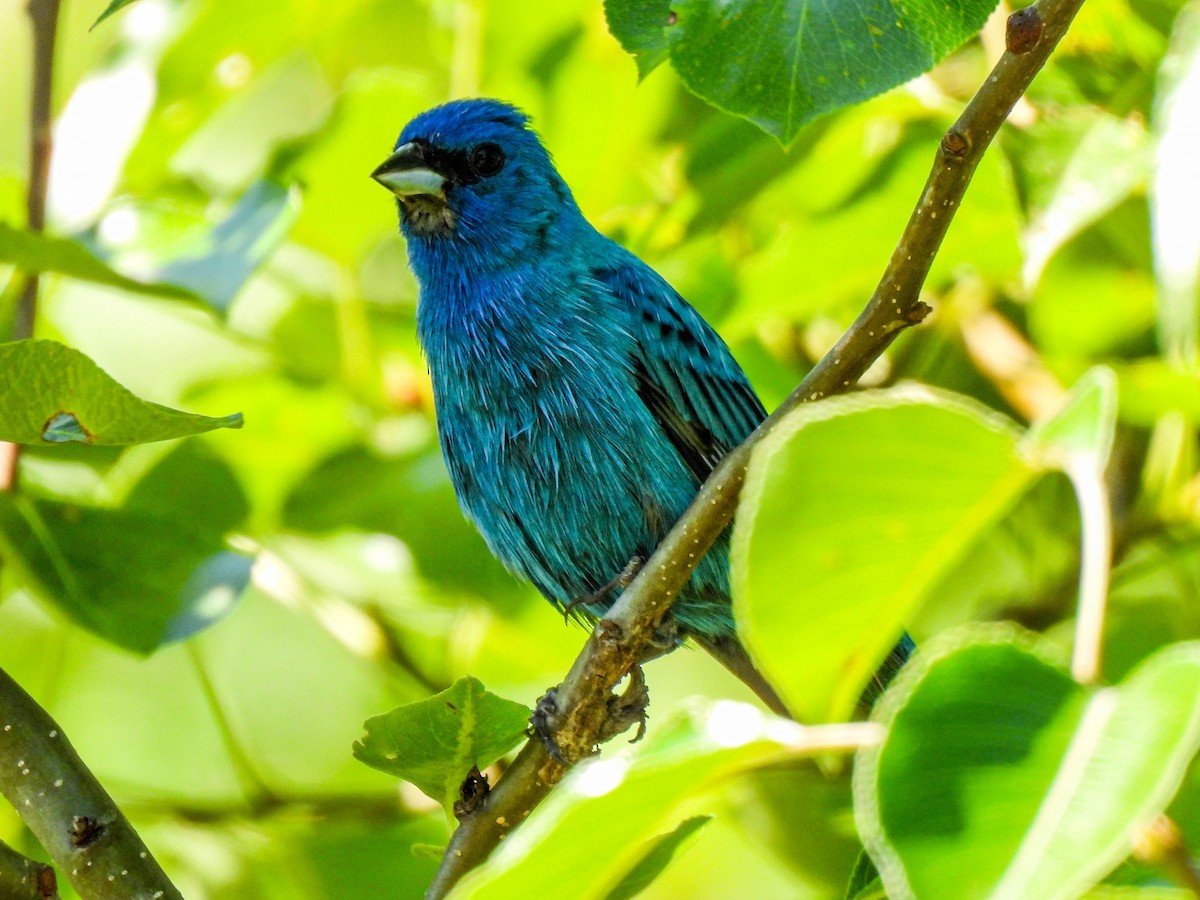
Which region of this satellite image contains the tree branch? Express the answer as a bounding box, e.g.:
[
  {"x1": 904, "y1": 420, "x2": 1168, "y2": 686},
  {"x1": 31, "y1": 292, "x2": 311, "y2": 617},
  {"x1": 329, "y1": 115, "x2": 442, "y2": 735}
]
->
[
  {"x1": 0, "y1": 838, "x2": 58, "y2": 899},
  {"x1": 0, "y1": 667, "x2": 183, "y2": 899},
  {"x1": 3, "y1": 0, "x2": 62, "y2": 491},
  {"x1": 16, "y1": 0, "x2": 58, "y2": 340},
  {"x1": 426, "y1": 2, "x2": 1088, "y2": 896}
]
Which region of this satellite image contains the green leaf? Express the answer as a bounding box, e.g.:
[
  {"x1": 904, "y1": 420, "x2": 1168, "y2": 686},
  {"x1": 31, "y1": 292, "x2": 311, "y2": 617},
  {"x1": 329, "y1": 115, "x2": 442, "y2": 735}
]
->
[
  {"x1": 604, "y1": 816, "x2": 712, "y2": 900},
  {"x1": 284, "y1": 444, "x2": 523, "y2": 605},
  {"x1": 742, "y1": 764, "x2": 863, "y2": 891},
  {"x1": 1152, "y1": 1, "x2": 1200, "y2": 368},
  {"x1": 733, "y1": 386, "x2": 1035, "y2": 723},
  {"x1": 603, "y1": 0, "x2": 672, "y2": 79},
  {"x1": 91, "y1": 0, "x2": 140, "y2": 29},
  {"x1": 153, "y1": 180, "x2": 301, "y2": 313},
  {"x1": 0, "y1": 443, "x2": 251, "y2": 653},
  {"x1": 654, "y1": 0, "x2": 998, "y2": 143},
  {"x1": 1028, "y1": 224, "x2": 1158, "y2": 360},
  {"x1": 916, "y1": 474, "x2": 1080, "y2": 634},
  {"x1": 1024, "y1": 367, "x2": 1118, "y2": 470},
  {"x1": 855, "y1": 629, "x2": 1200, "y2": 900},
  {"x1": 283, "y1": 68, "x2": 422, "y2": 262},
  {"x1": 450, "y1": 703, "x2": 873, "y2": 899},
  {"x1": 353, "y1": 676, "x2": 530, "y2": 809},
  {"x1": 1104, "y1": 529, "x2": 1200, "y2": 682},
  {"x1": 1024, "y1": 368, "x2": 1118, "y2": 684},
  {"x1": 844, "y1": 850, "x2": 885, "y2": 900},
  {"x1": 172, "y1": 54, "x2": 332, "y2": 193},
  {"x1": 0, "y1": 223, "x2": 200, "y2": 302},
  {"x1": 1113, "y1": 361, "x2": 1200, "y2": 426},
  {"x1": 1017, "y1": 111, "x2": 1152, "y2": 287},
  {"x1": 0, "y1": 340, "x2": 243, "y2": 446}
]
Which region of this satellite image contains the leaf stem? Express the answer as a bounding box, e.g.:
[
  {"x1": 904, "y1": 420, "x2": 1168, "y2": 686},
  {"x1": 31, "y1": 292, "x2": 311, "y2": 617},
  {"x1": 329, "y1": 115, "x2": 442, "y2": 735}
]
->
[
  {"x1": 186, "y1": 644, "x2": 280, "y2": 811},
  {"x1": 425, "y1": 1, "x2": 1090, "y2": 896},
  {"x1": 1068, "y1": 458, "x2": 1113, "y2": 684},
  {"x1": 0, "y1": 666, "x2": 183, "y2": 899}
]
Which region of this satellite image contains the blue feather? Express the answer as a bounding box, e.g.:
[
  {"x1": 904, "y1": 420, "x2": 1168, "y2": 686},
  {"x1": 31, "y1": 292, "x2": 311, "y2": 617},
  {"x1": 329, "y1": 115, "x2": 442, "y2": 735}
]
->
[{"x1": 378, "y1": 98, "x2": 909, "y2": 711}]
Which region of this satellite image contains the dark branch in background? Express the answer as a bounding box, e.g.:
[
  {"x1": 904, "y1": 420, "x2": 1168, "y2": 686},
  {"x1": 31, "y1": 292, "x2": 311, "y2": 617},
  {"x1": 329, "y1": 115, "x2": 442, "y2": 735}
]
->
[
  {"x1": 0, "y1": 838, "x2": 58, "y2": 899},
  {"x1": 0, "y1": 667, "x2": 183, "y2": 899},
  {"x1": 2, "y1": 0, "x2": 61, "y2": 492},
  {"x1": 15, "y1": 0, "x2": 58, "y2": 340},
  {"x1": 0, "y1": 4, "x2": 183, "y2": 896},
  {"x1": 425, "y1": 1, "x2": 1088, "y2": 896}
]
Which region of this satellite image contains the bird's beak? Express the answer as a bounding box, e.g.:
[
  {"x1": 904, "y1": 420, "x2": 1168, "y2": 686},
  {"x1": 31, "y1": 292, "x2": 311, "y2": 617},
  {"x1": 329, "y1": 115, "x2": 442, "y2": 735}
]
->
[{"x1": 371, "y1": 142, "x2": 446, "y2": 199}]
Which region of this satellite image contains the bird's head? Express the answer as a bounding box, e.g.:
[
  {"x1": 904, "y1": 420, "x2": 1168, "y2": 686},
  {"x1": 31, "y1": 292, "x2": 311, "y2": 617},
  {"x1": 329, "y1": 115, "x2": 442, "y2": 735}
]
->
[{"x1": 372, "y1": 99, "x2": 578, "y2": 266}]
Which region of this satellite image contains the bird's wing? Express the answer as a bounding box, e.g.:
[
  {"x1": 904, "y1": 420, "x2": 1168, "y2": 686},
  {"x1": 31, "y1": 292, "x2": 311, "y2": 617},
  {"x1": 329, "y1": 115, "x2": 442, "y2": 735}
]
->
[{"x1": 591, "y1": 258, "x2": 767, "y2": 483}]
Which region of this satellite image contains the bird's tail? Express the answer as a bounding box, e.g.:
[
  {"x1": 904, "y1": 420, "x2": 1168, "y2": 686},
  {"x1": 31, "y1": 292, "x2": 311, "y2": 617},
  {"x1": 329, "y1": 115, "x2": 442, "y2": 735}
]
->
[
  {"x1": 693, "y1": 634, "x2": 792, "y2": 717},
  {"x1": 695, "y1": 633, "x2": 915, "y2": 721}
]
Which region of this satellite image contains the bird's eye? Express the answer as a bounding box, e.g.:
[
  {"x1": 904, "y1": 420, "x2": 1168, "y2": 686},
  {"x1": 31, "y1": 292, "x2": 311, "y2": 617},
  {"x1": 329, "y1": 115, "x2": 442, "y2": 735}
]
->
[{"x1": 469, "y1": 142, "x2": 506, "y2": 177}]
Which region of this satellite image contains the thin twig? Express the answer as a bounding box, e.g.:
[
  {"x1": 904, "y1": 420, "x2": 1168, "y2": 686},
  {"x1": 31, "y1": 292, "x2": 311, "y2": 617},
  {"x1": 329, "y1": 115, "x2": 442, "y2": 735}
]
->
[
  {"x1": 1068, "y1": 457, "x2": 1113, "y2": 684},
  {"x1": 0, "y1": 667, "x2": 182, "y2": 898},
  {"x1": 425, "y1": 1, "x2": 1089, "y2": 896},
  {"x1": 1133, "y1": 815, "x2": 1200, "y2": 898},
  {"x1": 15, "y1": 0, "x2": 58, "y2": 338},
  {"x1": 0, "y1": 838, "x2": 58, "y2": 899},
  {"x1": 959, "y1": 308, "x2": 1067, "y2": 420},
  {"x1": 3, "y1": 0, "x2": 62, "y2": 492}
]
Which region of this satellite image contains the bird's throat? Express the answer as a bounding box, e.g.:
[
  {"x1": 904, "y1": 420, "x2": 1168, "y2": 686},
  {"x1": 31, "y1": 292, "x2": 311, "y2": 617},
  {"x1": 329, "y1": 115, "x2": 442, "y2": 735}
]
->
[{"x1": 401, "y1": 195, "x2": 456, "y2": 237}]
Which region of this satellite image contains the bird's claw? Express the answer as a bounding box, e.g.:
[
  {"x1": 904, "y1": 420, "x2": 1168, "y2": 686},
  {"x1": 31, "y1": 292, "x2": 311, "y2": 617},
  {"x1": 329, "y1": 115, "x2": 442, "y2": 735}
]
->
[
  {"x1": 528, "y1": 686, "x2": 569, "y2": 766},
  {"x1": 528, "y1": 665, "x2": 652, "y2": 766},
  {"x1": 638, "y1": 613, "x2": 683, "y2": 664},
  {"x1": 599, "y1": 665, "x2": 651, "y2": 745},
  {"x1": 561, "y1": 556, "x2": 645, "y2": 622}
]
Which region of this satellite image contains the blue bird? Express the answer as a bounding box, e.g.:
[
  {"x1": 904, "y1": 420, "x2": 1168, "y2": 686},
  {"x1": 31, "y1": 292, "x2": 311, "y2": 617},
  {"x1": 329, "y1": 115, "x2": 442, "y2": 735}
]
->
[{"x1": 372, "y1": 99, "x2": 909, "y2": 718}]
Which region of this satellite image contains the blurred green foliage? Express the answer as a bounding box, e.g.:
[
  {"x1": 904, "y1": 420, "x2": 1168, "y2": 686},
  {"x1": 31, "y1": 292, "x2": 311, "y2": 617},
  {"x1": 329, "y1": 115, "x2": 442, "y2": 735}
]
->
[{"x1": 1, "y1": 0, "x2": 1199, "y2": 897}]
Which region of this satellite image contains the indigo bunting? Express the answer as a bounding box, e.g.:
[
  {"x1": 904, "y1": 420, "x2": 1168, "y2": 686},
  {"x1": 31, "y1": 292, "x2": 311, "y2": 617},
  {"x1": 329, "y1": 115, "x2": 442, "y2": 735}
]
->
[{"x1": 373, "y1": 99, "x2": 909, "y2": 717}]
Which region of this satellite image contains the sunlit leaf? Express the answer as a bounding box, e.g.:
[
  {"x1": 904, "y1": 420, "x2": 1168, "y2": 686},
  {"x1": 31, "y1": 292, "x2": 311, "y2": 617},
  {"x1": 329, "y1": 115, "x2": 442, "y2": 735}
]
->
[
  {"x1": 0, "y1": 340, "x2": 242, "y2": 446},
  {"x1": 284, "y1": 443, "x2": 522, "y2": 605},
  {"x1": 603, "y1": 0, "x2": 671, "y2": 79},
  {"x1": 1024, "y1": 367, "x2": 1118, "y2": 469},
  {"x1": 91, "y1": 0, "x2": 141, "y2": 29},
  {"x1": 1019, "y1": 111, "x2": 1152, "y2": 287},
  {"x1": 1104, "y1": 529, "x2": 1200, "y2": 682},
  {"x1": 740, "y1": 764, "x2": 862, "y2": 892},
  {"x1": 607, "y1": 0, "x2": 999, "y2": 143},
  {"x1": 285, "y1": 67, "x2": 424, "y2": 262},
  {"x1": 451, "y1": 704, "x2": 876, "y2": 899},
  {"x1": 353, "y1": 676, "x2": 530, "y2": 809},
  {"x1": 733, "y1": 386, "x2": 1035, "y2": 723},
  {"x1": 843, "y1": 851, "x2": 885, "y2": 900},
  {"x1": 1029, "y1": 224, "x2": 1158, "y2": 359},
  {"x1": 855, "y1": 629, "x2": 1200, "y2": 900},
  {"x1": 171, "y1": 53, "x2": 332, "y2": 192},
  {"x1": 0, "y1": 443, "x2": 251, "y2": 652},
  {"x1": 1113, "y1": 361, "x2": 1200, "y2": 426},
  {"x1": 0, "y1": 223, "x2": 200, "y2": 302},
  {"x1": 153, "y1": 180, "x2": 301, "y2": 313},
  {"x1": 604, "y1": 815, "x2": 711, "y2": 900},
  {"x1": 1152, "y1": 1, "x2": 1200, "y2": 368}
]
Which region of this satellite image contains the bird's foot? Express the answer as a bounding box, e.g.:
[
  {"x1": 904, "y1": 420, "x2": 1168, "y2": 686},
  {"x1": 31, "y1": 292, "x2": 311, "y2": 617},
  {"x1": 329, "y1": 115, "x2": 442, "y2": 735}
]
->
[
  {"x1": 528, "y1": 686, "x2": 569, "y2": 766},
  {"x1": 639, "y1": 613, "x2": 683, "y2": 664},
  {"x1": 528, "y1": 664, "x2": 653, "y2": 765},
  {"x1": 561, "y1": 555, "x2": 644, "y2": 622},
  {"x1": 598, "y1": 664, "x2": 651, "y2": 745}
]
